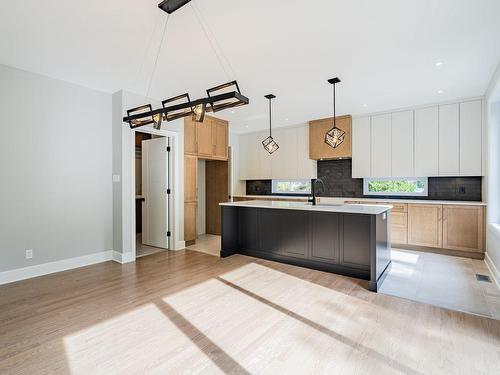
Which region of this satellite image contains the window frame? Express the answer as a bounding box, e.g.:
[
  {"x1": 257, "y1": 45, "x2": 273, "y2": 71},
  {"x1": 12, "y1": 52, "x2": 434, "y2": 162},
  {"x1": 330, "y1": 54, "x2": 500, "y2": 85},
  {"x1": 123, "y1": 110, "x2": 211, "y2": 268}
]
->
[
  {"x1": 363, "y1": 177, "x2": 429, "y2": 197},
  {"x1": 271, "y1": 179, "x2": 312, "y2": 195}
]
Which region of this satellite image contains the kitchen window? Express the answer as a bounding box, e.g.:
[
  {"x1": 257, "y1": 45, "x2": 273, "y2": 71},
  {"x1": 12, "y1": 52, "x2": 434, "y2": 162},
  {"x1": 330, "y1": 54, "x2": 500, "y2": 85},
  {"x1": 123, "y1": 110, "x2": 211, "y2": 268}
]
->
[
  {"x1": 272, "y1": 179, "x2": 311, "y2": 195},
  {"x1": 363, "y1": 177, "x2": 428, "y2": 196}
]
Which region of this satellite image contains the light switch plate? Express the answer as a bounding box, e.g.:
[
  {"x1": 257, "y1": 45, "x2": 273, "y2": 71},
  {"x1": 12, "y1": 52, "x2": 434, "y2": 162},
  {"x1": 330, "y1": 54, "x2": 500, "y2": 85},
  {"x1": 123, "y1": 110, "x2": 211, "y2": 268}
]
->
[
  {"x1": 112, "y1": 174, "x2": 121, "y2": 183},
  {"x1": 26, "y1": 249, "x2": 33, "y2": 259}
]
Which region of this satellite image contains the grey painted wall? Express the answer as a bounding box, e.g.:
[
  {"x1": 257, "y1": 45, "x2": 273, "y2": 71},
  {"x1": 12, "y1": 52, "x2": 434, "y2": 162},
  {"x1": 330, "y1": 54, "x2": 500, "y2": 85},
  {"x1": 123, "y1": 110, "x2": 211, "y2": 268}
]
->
[{"x1": 0, "y1": 64, "x2": 113, "y2": 272}]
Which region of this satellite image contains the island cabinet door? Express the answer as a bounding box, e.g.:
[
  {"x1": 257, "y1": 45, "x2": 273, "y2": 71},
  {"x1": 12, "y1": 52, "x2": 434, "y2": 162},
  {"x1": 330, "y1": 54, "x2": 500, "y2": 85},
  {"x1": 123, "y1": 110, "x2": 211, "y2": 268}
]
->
[
  {"x1": 340, "y1": 215, "x2": 371, "y2": 270},
  {"x1": 238, "y1": 208, "x2": 260, "y2": 251},
  {"x1": 280, "y1": 211, "x2": 308, "y2": 259},
  {"x1": 310, "y1": 212, "x2": 340, "y2": 263},
  {"x1": 260, "y1": 209, "x2": 283, "y2": 255}
]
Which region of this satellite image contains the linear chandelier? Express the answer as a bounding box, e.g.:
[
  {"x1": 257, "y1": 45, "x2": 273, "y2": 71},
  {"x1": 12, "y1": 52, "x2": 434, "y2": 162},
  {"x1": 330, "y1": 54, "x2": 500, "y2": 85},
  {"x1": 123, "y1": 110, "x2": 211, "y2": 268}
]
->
[
  {"x1": 325, "y1": 77, "x2": 345, "y2": 149},
  {"x1": 123, "y1": 0, "x2": 249, "y2": 129}
]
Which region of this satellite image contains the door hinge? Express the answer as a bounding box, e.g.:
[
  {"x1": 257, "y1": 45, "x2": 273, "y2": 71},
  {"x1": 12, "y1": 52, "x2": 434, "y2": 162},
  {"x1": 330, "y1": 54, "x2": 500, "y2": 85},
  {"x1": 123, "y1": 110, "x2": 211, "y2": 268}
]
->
[
  {"x1": 166, "y1": 146, "x2": 171, "y2": 152},
  {"x1": 167, "y1": 231, "x2": 171, "y2": 237},
  {"x1": 167, "y1": 188, "x2": 171, "y2": 195}
]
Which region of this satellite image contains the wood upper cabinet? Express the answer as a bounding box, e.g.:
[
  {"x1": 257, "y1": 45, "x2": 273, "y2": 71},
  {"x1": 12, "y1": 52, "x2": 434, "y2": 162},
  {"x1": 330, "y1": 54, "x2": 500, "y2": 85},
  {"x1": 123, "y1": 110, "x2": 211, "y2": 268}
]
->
[
  {"x1": 184, "y1": 117, "x2": 198, "y2": 155},
  {"x1": 197, "y1": 118, "x2": 214, "y2": 157},
  {"x1": 309, "y1": 115, "x2": 352, "y2": 160},
  {"x1": 184, "y1": 116, "x2": 228, "y2": 160},
  {"x1": 212, "y1": 117, "x2": 228, "y2": 160},
  {"x1": 408, "y1": 204, "x2": 442, "y2": 248},
  {"x1": 443, "y1": 205, "x2": 484, "y2": 252}
]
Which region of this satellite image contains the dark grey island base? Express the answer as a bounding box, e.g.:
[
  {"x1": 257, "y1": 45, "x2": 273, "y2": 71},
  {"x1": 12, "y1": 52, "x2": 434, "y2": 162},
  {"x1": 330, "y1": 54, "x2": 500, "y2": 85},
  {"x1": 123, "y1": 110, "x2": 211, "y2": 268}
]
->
[{"x1": 220, "y1": 201, "x2": 392, "y2": 292}]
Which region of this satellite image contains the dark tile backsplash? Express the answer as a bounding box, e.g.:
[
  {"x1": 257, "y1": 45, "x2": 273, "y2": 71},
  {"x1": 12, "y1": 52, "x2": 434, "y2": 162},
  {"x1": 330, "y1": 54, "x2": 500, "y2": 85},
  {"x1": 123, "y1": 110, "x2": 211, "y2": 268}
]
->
[
  {"x1": 246, "y1": 159, "x2": 482, "y2": 201},
  {"x1": 246, "y1": 180, "x2": 272, "y2": 195}
]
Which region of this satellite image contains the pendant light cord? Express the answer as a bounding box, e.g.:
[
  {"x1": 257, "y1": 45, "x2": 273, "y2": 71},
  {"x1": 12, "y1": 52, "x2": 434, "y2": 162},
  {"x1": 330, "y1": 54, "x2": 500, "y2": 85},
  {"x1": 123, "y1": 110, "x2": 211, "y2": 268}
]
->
[
  {"x1": 269, "y1": 98, "x2": 272, "y2": 137},
  {"x1": 190, "y1": 1, "x2": 234, "y2": 80},
  {"x1": 146, "y1": 14, "x2": 170, "y2": 99},
  {"x1": 333, "y1": 82, "x2": 336, "y2": 129}
]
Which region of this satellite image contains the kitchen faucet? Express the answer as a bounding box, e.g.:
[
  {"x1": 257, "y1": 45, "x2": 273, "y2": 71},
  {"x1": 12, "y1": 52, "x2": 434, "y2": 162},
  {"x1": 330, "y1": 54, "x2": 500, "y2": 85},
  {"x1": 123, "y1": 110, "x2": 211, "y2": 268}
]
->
[{"x1": 308, "y1": 178, "x2": 325, "y2": 206}]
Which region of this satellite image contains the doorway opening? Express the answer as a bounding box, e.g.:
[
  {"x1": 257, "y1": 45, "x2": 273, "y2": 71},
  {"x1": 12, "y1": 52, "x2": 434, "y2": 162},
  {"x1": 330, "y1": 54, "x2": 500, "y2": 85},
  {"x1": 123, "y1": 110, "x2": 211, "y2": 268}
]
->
[
  {"x1": 185, "y1": 155, "x2": 230, "y2": 257},
  {"x1": 135, "y1": 131, "x2": 171, "y2": 258}
]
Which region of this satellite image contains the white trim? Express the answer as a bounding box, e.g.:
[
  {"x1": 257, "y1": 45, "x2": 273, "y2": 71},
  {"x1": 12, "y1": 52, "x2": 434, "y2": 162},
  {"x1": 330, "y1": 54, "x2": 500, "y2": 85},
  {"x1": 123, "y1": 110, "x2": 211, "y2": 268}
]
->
[
  {"x1": 129, "y1": 128, "x2": 180, "y2": 261},
  {"x1": 485, "y1": 252, "x2": 500, "y2": 290},
  {"x1": 0, "y1": 251, "x2": 113, "y2": 285},
  {"x1": 112, "y1": 251, "x2": 135, "y2": 264}
]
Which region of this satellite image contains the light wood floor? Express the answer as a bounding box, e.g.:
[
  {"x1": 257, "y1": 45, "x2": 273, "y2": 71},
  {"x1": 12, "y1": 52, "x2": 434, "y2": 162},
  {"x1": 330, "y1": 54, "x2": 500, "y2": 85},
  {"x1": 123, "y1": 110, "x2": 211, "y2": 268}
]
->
[{"x1": 1, "y1": 250, "x2": 500, "y2": 374}]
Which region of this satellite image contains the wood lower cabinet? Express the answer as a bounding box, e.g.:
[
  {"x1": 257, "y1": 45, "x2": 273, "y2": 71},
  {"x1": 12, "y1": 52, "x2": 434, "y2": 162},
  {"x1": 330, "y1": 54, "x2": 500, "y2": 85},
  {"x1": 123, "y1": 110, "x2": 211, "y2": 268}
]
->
[
  {"x1": 443, "y1": 205, "x2": 484, "y2": 252},
  {"x1": 212, "y1": 118, "x2": 228, "y2": 160},
  {"x1": 408, "y1": 204, "x2": 443, "y2": 248}
]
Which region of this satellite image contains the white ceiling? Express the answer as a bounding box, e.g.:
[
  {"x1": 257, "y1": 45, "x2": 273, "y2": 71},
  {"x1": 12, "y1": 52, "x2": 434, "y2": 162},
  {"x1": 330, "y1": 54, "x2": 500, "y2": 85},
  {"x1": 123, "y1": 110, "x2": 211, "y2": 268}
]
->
[{"x1": 1, "y1": 0, "x2": 500, "y2": 133}]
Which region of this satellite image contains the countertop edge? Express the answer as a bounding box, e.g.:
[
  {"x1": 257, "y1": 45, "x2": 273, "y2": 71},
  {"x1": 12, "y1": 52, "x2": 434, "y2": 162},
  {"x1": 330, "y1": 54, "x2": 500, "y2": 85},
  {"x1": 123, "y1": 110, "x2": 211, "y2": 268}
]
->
[{"x1": 232, "y1": 195, "x2": 487, "y2": 206}]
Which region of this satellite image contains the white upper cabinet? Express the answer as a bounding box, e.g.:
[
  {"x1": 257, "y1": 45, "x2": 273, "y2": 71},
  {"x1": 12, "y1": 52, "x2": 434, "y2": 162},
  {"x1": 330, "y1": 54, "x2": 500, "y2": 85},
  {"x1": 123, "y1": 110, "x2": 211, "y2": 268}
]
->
[
  {"x1": 391, "y1": 110, "x2": 414, "y2": 177},
  {"x1": 459, "y1": 100, "x2": 482, "y2": 176},
  {"x1": 238, "y1": 126, "x2": 316, "y2": 180},
  {"x1": 352, "y1": 117, "x2": 371, "y2": 178},
  {"x1": 414, "y1": 106, "x2": 439, "y2": 177},
  {"x1": 371, "y1": 114, "x2": 392, "y2": 177},
  {"x1": 438, "y1": 103, "x2": 460, "y2": 176},
  {"x1": 296, "y1": 126, "x2": 317, "y2": 179},
  {"x1": 271, "y1": 128, "x2": 298, "y2": 179}
]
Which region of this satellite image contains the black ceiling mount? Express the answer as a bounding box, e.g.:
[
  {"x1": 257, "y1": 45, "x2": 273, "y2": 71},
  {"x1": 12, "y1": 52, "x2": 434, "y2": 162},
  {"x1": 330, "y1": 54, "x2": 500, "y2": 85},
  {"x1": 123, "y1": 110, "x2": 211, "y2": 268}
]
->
[
  {"x1": 158, "y1": 0, "x2": 191, "y2": 14},
  {"x1": 264, "y1": 94, "x2": 276, "y2": 100},
  {"x1": 328, "y1": 77, "x2": 341, "y2": 84}
]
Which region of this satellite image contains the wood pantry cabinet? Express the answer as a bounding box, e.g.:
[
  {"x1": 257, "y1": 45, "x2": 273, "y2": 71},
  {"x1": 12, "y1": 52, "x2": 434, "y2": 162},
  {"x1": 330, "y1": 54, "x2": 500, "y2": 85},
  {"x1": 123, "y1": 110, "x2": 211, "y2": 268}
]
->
[
  {"x1": 184, "y1": 155, "x2": 197, "y2": 243},
  {"x1": 309, "y1": 115, "x2": 352, "y2": 160}
]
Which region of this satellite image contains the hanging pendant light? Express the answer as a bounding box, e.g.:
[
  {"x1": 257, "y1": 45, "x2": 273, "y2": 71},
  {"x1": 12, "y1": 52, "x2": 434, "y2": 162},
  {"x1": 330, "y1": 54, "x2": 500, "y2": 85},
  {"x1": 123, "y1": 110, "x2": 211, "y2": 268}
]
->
[
  {"x1": 127, "y1": 104, "x2": 163, "y2": 129},
  {"x1": 123, "y1": 0, "x2": 250, "y2": 129},
  {"x1": 192, "y1": 103, "x2": 206, "y2": 123},
  {"x1": 262, "y1": 94, "x2": 279, "y2": 154},
  {"x1": 325, "y1": 77, "x2": 345, "y2": 149}
]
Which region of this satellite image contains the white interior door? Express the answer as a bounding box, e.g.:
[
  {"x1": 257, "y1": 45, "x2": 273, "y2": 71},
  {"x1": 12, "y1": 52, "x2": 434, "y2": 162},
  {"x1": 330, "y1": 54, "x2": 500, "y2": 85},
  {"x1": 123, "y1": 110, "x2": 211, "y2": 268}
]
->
[{"x1": 142, "y1": 137, "x2": 169, "y2": 249}]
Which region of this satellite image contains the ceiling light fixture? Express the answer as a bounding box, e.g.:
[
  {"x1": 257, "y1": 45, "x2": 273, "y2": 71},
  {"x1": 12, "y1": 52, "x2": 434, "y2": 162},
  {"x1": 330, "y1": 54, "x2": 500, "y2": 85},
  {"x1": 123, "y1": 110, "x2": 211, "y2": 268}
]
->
[
  {"x1": 262, "y1": 94, "x2": 279, "y2": 154},
  {"x1": 325, "y1": 77, "x2": 345, "y2": 149},
  {"x1": 437, "y1": 89, "x2": 444, "y2": 94},
  {"x1": 123, "y1": 0, "x2": 249, "y2": 129},
  {"x1": 435, "y1": 61, "x2": 443, "y2": 67}
]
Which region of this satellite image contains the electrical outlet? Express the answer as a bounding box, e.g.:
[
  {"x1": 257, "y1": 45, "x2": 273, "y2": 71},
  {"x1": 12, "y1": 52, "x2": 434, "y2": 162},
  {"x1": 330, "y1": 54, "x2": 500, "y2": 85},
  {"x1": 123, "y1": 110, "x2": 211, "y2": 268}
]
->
[{"x1": 25, "y1": 249, "x2": 33, "y2": 259}]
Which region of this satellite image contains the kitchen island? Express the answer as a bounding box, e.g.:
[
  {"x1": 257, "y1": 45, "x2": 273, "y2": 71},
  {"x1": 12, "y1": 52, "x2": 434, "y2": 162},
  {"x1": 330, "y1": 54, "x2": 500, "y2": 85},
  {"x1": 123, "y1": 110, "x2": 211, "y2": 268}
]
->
[{"x1": 220, "y1": 200, "x2": 392, "y2": 291}]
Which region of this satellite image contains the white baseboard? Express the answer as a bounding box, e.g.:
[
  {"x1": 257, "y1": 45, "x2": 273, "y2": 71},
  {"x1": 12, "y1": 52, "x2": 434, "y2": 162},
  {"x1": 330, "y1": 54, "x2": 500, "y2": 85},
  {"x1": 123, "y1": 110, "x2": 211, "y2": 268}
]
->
[
  {"x1": 0, "y1": 250, "x2": 113, "y2": 285},
  {"x1": 174, "y1": 240, "x2": 186, "y2": 250},
  {"x1": 112, "y1": 251, "x2": 135, "y2": 264},
  {"x1": 485, "y1": 252, "x2": 500, "y2": 290}
]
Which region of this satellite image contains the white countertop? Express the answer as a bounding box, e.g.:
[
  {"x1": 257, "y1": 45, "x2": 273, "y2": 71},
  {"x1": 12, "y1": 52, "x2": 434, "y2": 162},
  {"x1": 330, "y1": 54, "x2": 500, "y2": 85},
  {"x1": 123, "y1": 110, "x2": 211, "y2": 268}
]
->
[
  {"x1": 221, "y1": 200, "x2": 392, "y2": 215},
  {"x1": 233, "y1": 195, "x2": 486, "y2": 206}
]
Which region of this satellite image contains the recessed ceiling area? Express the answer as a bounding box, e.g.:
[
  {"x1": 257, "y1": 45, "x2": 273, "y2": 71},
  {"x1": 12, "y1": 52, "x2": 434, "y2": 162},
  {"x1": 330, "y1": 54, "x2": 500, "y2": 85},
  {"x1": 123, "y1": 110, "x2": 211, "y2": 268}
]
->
[{"x1": 1, "y1": 0, "x2": 499, "y2": 133}]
